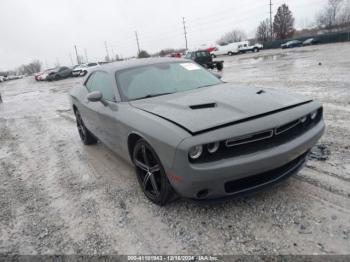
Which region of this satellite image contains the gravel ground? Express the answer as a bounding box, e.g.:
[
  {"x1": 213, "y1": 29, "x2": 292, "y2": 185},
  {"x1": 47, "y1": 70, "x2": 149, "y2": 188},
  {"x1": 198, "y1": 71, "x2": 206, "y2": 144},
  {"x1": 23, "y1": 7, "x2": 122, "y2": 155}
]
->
[{"x1": 0, "y1": 43, "x2": 349, "y2": 255}]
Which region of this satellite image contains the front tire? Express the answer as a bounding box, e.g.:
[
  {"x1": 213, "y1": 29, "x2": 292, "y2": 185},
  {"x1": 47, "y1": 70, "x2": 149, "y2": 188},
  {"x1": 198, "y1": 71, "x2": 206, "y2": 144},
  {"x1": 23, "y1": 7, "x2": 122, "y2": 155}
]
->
[
  {"x1": 211, "y1": 54, "x2": 216, "y2": 58},
  {"x1": 75, "y1": 110, "x2": 97, "y2": 145},
  {"x1": 132, "y1": 139, "x2": 176, "y2": 206},
  {"x1": 228, "y1": 52, "x2": 233, "y2": 56}
]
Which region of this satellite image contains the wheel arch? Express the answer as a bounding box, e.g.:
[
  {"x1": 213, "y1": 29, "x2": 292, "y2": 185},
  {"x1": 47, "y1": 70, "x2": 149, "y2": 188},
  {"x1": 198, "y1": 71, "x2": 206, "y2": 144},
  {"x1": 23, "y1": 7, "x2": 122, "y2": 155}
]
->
[
  {"x1": 72, "y1": 104, "x2": 78, "y2": 114},
  {"x1": 127, "y1": 132, "x2": 156, "y2": 163}
]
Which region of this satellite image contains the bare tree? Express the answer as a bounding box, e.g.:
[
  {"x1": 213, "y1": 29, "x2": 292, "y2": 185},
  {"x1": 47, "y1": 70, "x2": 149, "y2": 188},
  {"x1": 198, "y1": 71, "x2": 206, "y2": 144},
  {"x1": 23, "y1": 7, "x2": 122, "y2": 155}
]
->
[
  {"x1": 339, "y1": 0, "x2": 350, "y2": 23},
  {"x1": 273, "y1": 4, "x2": 295, "y2": 40},
  {"x1": 138, "y1": 50, "x2": 150, "y2": 58},
  {"x1": 256, "y1": 19, "x2": 271, "y2": 43},
  {"x1": 216, "y1": 29, "x2": 247, "y2": 45},
  {"x1": 17, "y1": 60, "x2": 42, "y2": 75},
  {"x1": 317, "y1": 0, "x2": 343, "y2": 28}
]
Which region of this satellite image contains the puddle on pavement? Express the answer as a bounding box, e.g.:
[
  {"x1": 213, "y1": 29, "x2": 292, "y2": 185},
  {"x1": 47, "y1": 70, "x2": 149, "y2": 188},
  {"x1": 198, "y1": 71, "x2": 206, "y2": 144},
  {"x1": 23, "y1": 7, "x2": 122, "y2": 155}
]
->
[{"x1": 239, "y1": 54, "x2": 288, "y2": 64}]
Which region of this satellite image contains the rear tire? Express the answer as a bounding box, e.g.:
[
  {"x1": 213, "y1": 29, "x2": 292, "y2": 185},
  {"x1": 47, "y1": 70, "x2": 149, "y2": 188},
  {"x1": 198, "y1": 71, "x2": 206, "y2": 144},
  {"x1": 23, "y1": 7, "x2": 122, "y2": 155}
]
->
[
  {"x1": 228, "y1": 52, "x2": 233, "y2": 56},
  {"x1": 211, "y1": 54, "x2": 216, "y2": 58},
  {"x1": 75, "y1": 110, "x2": 97, "y2": 145},
  {"x1": 132, "y1": 139, "x2": 176, "y2": 206},
  {"x1": 216, "y1": 62, "x2": 223, "y2": 71}
]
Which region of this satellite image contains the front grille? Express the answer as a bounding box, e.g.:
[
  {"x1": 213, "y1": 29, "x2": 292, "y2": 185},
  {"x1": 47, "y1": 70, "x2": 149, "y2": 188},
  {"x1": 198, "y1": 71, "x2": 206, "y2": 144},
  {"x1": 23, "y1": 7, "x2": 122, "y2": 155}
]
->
[
  {"x1": 190, "y1": 107, "x2": 322, "y2": 163},
  {"x1": 224, "y1": 152, "x2": 308, "y2": 194},
  {"x1": 225, "y1": 130, "x2": 273, "y2": 147}
]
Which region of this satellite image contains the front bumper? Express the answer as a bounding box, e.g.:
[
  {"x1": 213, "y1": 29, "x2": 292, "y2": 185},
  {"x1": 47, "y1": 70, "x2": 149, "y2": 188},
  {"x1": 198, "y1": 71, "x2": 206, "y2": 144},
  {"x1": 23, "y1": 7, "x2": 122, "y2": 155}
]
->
[{"x1": 169, "y1": 120, "x2": 325, "y2": 200}]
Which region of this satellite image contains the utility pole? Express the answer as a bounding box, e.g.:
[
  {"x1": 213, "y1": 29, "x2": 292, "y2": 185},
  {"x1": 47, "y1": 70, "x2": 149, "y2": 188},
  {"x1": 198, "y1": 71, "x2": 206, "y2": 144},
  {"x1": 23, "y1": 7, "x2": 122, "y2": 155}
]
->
[
  {"x1": 269, "y1": 0, "x2": 273, "y2": 41},
  {"x1": 182, "y1": 17, "x2": 188, "y2": 50},
  {"x1": 84, "y1": 48, "x2": 88, "y2": 63},
  {"x1": 69, "y1": 53, "x2": 74, "y2": 65},
  {"x1": 135, "y1": 31, "x2": 141, "y2": 56},
  {"x1": 104, "y1": 41, "x2": 110, "y2": 62},
  {"x1": 74, "y1": 45, "x2": 80, "y2": 64},
  {"x1": 111, "y1": 46, "x2": 115, "y2": 61}
]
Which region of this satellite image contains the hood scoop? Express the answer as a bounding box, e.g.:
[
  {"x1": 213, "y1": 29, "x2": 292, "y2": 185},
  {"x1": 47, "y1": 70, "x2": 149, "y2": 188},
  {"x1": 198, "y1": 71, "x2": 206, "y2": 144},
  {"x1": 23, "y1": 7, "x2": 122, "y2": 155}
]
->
[{"x1": 189, "y1": 103, "x2": 217, "y2": 110}]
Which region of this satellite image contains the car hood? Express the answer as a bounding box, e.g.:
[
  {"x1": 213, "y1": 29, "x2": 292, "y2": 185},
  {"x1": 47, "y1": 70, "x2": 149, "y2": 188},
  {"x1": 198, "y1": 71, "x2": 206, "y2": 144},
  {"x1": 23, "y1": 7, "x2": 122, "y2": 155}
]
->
[{"x1": 130, "y1": 83, "x2": 312, "y2": 135}]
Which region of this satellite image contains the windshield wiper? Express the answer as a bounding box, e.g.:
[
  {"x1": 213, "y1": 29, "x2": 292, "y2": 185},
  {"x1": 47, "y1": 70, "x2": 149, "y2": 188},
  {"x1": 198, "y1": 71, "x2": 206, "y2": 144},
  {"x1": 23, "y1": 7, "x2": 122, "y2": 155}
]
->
[
  {"x1": 132, "y1": 92, "x2": 174, "y2": 101},
  {"x1": 197, "y1": 84, "x2": 218, "y2": 89}
]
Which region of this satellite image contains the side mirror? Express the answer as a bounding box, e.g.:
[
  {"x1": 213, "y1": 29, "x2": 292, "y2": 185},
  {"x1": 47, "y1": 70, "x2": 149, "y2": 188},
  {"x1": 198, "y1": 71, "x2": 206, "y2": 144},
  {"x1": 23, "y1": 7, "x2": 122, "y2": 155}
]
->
[
  {"x1": 87, "y1": 91, "x2": 103, "y2": 102},
  {"x1": 212, "y1": 72, "x2": 222, "y2": 79}
]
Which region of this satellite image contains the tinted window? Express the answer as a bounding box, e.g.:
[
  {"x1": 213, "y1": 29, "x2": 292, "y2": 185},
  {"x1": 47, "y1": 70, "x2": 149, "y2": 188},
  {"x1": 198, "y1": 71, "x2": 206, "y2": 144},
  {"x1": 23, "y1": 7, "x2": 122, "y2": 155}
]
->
[
  {"x1": 88, "y1": 63, "x2": 97, "y2": 67},
  {"x1": 196, "y1": 51, "x2": 210, "y2": 57},
  {"x1": 86, "y1": 72, "x2": 115, "y2": 101},
  {"x1": 184, "y1": 52, "x2": 192, "y2": 59},
  {"x1": 85, "y1": 74, "x2": 95, "y2": 90}
]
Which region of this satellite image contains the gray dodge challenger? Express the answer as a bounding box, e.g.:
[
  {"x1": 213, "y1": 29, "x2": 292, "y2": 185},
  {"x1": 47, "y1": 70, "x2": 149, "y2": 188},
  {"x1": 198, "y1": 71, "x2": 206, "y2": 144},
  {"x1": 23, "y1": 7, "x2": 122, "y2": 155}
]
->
[{"x1": 69, "y1": 58, "x2": 325, "y2": 205}]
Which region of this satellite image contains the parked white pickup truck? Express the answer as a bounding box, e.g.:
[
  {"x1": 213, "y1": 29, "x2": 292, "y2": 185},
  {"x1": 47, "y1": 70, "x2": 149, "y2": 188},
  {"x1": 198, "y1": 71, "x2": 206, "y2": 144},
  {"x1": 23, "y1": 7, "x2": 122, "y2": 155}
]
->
[{"x1": 238, "y1": 41, "x2": 263, "y2": 53}]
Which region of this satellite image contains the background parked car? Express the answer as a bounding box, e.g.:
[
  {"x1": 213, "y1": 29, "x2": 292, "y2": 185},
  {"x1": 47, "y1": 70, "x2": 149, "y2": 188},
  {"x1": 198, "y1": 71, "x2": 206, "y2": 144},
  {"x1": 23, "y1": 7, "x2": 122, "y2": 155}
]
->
[
  {"x1": 303, "y1": 38, "x2": 319, "y2": 46},
  {"x1": 72, "y1": 63, "x2": 100, "y2": 77},
  {"x1": 210, "y1": 43, "x2": 240, "y2": 58},
  {"x1": 167, "y1": 52, "x2": 181, "y2": 58},
  {"x1": 238, "y1": 41, "x2": 263, "y2": 53},
  {"x1": 281, "y1": 40, "x2": 302, "y2": 49},
  {"x1": 35, "y1": 69, "x2": 55, "y2": 81},
  {"x1": 46, "y1": 66, "x2": 72, "y2": 81},
  {"x1": 185, "y1": 50, "x2": 223, "y2": 71}
]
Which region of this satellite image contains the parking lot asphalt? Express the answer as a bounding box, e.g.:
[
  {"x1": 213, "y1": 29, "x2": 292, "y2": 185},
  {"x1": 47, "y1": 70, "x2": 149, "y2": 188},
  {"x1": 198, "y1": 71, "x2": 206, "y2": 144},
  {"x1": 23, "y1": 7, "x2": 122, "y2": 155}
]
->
[{"x1": 0, "y1": 43, "x2": 349, "y2": 255}]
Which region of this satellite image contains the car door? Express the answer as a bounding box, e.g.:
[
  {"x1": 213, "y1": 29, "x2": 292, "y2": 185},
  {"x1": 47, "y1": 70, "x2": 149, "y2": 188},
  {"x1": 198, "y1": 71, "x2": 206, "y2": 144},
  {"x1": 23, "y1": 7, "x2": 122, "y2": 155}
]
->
[
  {"x1": 84, "y1": 71, "x2": 123, "y2": 153},
  {"x1": 58, "y1": 67, "x2": 68, "y2": 77},
  {"x1": 78, "y1": 73, "x2": 101, "y2": 135}
]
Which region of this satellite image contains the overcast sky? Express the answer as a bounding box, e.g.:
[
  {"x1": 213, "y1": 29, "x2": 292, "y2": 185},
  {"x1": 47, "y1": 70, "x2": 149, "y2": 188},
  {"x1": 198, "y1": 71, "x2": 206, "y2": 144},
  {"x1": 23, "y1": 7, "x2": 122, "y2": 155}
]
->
[{"x1": 0, "y1": 0, "x2": 326, "y2": 70}]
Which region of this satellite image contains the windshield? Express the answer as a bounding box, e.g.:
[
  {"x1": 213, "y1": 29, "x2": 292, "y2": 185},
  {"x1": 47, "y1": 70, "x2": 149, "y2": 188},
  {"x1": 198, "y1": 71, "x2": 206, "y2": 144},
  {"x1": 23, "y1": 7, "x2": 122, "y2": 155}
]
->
[{"x1": 116, "y1": 62, "x2": 222, "y2": 101}]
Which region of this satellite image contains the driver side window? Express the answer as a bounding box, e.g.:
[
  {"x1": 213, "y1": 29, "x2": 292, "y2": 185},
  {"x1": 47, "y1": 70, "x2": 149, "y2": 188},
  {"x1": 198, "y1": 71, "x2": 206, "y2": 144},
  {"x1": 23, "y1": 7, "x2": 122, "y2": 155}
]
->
[{"x1": 85, "y1": 72, "x2": 115, "y2": 101}]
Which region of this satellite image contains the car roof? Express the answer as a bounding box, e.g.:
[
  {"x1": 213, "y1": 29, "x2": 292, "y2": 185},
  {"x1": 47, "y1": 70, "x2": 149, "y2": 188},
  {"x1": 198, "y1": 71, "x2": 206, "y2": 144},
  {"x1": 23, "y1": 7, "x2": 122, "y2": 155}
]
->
[{"x1": 99, "y1": 57, "x2": 190, "y2": 73}]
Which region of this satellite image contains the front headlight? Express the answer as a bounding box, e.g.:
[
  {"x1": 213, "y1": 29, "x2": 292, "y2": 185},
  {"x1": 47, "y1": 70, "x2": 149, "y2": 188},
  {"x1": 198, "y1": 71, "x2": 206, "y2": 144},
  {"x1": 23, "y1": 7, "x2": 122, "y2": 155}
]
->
[
  {"x1": 300, "y1": 116, "x2": 308, "y2": 123},
  {"x1": 310, "y1": 110, "x2": 318, "y2": 120},
  {"x1": 189, "y1": 145, "x2": 203, "y2": 160},
  {"x1": 207, "y1": 142, "x2": 220, "y2": 154}
]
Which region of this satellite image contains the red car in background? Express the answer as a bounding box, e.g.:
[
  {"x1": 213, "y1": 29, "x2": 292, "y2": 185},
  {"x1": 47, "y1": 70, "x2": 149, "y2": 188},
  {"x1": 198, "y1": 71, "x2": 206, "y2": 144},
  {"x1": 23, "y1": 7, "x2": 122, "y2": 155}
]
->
[
  {"x1": 204, "y1": 47, "x2": 216, "y2": 53},
  {"x1": 168, "y1": 52, "x2": 181, "y2": 58}
]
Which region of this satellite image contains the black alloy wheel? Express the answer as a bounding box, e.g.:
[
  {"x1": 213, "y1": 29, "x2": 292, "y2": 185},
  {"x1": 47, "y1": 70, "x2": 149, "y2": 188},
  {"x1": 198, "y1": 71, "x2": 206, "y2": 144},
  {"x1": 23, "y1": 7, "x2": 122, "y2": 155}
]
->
[{"x1": 133, "y1": 139, "x2": 175, "y2": 205}]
